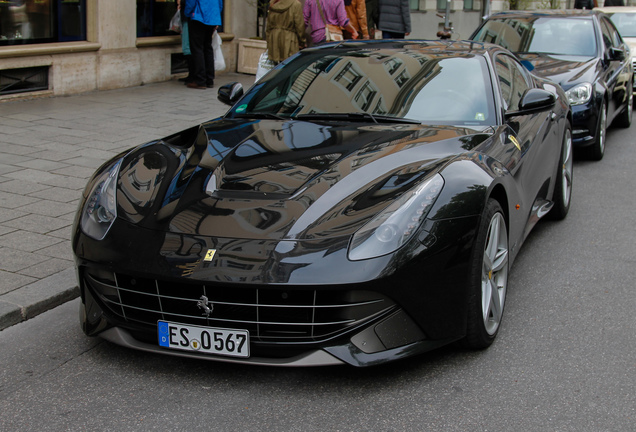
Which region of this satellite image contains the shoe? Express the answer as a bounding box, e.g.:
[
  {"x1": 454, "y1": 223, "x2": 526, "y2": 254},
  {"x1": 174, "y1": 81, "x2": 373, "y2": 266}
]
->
[{"x1": 186, "y1": 82, "x2": 207, "y2": 89}]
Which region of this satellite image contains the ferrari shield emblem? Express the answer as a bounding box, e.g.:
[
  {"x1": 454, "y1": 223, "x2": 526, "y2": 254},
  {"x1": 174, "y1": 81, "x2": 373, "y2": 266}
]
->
[{"x1": 204, "y1": 249, "x2": 217, "y2": 262}]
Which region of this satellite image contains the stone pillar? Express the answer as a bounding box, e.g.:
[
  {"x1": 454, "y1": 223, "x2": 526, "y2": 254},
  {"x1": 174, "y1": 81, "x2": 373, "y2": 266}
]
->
[{"x1": 92, "y1": 0, "x2": 142, "y2": 90}]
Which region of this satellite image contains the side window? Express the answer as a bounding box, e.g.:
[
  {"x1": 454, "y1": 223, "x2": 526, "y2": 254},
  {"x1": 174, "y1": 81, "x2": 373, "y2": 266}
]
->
[
  {"x1": 600, "y1": 19, "x2": 616, "y2": 50},
  {"x1": 495, "y1": 56, "x2": 512, "y2": 110},
  {"x1": 495, "y1": 54, "x2": 530, "y2": 112},
  {"x1": 603, "y1": 17, "x2": 623, "y2": 47}
]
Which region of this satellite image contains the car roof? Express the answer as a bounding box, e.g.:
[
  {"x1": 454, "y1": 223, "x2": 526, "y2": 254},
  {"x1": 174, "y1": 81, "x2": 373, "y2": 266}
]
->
[
  {"x1": 308, "y1": 39, "x2": 504, "y2": 57},
  {"x1": 487, "y1": 9, "x2": 600, "y2": 19},
  {"x1": 595, "y1": 6, "x2": 636, "y2": 13}
]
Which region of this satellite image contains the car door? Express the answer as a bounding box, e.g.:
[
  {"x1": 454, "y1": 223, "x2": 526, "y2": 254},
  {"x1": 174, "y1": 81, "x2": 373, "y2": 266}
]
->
[
  {"x1": 493, "y1": 53, "x2": 558, "y2": 237},
  {"x1": 599, "y1": 15, "x2": 631, "y2": 123}
]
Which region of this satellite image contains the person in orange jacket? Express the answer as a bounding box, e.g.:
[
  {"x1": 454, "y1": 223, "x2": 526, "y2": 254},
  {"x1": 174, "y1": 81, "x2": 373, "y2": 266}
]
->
[{"x1": 344, "y1": 0, "x2": 370, "y2": 39}]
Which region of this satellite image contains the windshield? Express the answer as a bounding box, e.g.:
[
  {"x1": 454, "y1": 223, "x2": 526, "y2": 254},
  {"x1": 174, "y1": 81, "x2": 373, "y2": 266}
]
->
[
  {"x1": 606, "y1": 12, "x2": 636, "y2": 38},
  {"x1": 473, "y1": 17, "x2": 597, "y2": 56},
  {"x1": 229, "y1": 48, "x2": 496, "y2": 126}
]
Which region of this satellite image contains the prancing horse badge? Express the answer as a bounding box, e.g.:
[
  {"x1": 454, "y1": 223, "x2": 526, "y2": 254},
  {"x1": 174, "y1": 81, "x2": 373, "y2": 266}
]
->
[{"x1": 204, "y1": 249, "x2": 216, "y2": 262}]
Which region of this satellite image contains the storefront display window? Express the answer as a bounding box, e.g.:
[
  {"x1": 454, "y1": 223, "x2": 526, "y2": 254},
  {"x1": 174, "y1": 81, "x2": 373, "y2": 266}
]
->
[
  {"x1": 136, "y1": 0, "x2": 224, "y2": 38},
  {"x1": 137, "y1": 0, "x2": 178, "y2": 37},
  {"x1": 0, "y1": 0, "x2": 85, "y2": 46}
]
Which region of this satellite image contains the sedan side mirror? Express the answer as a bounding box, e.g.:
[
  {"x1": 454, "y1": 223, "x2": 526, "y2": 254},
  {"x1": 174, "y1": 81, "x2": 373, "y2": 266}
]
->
[
  {"x1": 609, "y1": 47, "x2": 626, "y2": 62},
  {"x1": 507, "y1": 88, "x2": 556, "y2": 117},
  {"x1": 217, "y1": 82, "x2": 244, "y2": 106}
]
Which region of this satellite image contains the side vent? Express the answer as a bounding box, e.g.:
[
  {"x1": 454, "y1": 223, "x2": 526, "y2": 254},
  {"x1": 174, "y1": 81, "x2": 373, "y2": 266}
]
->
[{"x1": 0, "y1": 66, "x2": 49, "y2": 96}]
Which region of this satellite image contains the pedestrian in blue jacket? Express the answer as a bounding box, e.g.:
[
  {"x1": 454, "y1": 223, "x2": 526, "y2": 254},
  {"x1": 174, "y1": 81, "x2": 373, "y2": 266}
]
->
[{"x1": 184, "y1": 0, "x2": 223, "y2": 89}]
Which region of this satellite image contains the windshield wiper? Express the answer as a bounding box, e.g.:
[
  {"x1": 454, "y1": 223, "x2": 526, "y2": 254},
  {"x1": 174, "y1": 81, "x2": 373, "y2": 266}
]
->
[
  {"x1": 295, "y1": 113, "x2": 420, "y2": 124},
  {"x1": 234, "y1": 112, "x2": 287, "y2": 120}
]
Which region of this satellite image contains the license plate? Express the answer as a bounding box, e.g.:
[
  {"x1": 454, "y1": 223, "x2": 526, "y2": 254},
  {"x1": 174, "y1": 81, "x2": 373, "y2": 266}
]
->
[{"x1": 157, "y1": 321, "x2": 250, "y2": 358}]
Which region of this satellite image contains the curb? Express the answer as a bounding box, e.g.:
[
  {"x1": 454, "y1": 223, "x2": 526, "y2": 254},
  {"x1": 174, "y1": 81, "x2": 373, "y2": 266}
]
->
[{"x1": 0, "y1": 268, "x2": 79, "y2": 331}]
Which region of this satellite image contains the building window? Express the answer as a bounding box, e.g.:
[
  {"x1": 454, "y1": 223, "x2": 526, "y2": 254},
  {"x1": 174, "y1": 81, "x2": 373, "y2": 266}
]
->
[
  {"x1": 395, "y1": 69, "x2": 410, "y2": 88},
  {"x1": 137, "y1": 0, "x2": 178, "y2": 37},
  {"x1": 334, "y1": 62, "x2": 363, "y2": 92},
  {"x1": 355, "y1": 82, "x2": 377, "y2": 111},
  {"x1": 464, "y1": 0, "x2": 474, "y2": 10},
  {"x1": 409, "y1": 0, "x2": 419, "y2": 9},
  {"x1": 437, "y1": 0, "x2": 448, "y2": 10},
  {"x1": 0, "y1": 0, "x2": 86, "y2": 46},
  {"x1": 383, "y1": 58, "x2": 403, "y2": 75},
  {"x1": 374, "y1": 97, "x2": 387, "y2": 115},
  {"x1": 137, "y1": 0, "x2": 224, "y2": 38}
]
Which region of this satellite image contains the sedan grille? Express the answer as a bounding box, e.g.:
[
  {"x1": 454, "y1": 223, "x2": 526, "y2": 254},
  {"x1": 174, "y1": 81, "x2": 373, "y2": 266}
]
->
[{"x1": 83, "y1": 269, "x2": 395, "y2": 343}]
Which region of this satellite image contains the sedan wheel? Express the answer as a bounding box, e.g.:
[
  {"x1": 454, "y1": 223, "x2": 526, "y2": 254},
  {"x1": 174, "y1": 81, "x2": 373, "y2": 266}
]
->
[
  {"x1": 463, "y1": 199, "x2": 509, "y2": 348},
  {"x1": 587, "y1": 100, "x2": 606, "y2": 161},
  {"x1": 615, "y1": 81, "x2": 633, "y2": 128}
]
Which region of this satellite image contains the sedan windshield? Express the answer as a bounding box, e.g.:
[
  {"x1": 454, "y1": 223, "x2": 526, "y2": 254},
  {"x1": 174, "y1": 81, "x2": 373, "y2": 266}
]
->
[
  {"x1": 230, "y1": 47, "x2": 496, "y2": 126},
  {"x1": 606, "y1": 12, "x2": 636, "y2": 37},
  {"x1": 473, "y1": 17, "x2": 597, "y2": 57}
]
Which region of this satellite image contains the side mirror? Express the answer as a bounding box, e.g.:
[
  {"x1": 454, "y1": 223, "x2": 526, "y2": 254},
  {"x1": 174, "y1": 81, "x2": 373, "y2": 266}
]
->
[
  {"x1": 217, "y1": 82, "x2": 244, "y2": 106},
  {"x1": 609, "y1": 47, "x2": 626, "y2": 62},
  {"x1": 507, "y1": 88, "x2": 556, "y2": 117}
]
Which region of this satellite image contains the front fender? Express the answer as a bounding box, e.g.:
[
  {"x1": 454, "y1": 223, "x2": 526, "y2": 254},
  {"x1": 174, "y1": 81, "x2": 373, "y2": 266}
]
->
[{"x1": 429, "y1": 156, "x2": 506, "y2": 221}]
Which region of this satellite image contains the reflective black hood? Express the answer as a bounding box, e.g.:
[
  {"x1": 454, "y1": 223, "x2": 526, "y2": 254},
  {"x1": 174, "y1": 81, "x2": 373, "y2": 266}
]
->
[
  {"x1": 516, "y1": 53, "x2": 599, "y2": 91},
  {"x1": 114, "y1": 119, "x2": 491, "y2": 241}
]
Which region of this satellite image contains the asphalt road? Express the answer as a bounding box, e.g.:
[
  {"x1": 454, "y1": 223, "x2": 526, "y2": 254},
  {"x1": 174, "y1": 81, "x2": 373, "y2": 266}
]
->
[{"x1": 0, "y1": 123, "x2": 635, "y2": 431}]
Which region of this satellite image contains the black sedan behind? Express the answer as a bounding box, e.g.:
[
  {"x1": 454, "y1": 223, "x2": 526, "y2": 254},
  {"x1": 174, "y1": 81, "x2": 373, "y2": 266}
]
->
[{"x1": 471, "y1": 10, "x2": 633, "y2": 160}]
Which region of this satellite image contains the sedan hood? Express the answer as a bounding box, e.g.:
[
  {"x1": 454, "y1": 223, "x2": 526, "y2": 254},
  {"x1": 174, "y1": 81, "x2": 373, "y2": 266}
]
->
[
  {"x1": 517, "y1": 53, "x2": 599, "y2": 91},
  {"x1": 115, "y1": 119, "x2": 490, "y2": 240}
]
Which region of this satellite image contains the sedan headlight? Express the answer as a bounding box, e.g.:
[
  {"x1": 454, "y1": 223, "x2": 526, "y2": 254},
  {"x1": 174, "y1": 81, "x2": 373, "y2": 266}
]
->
[
  {"x1": 80, "y1": 160, "x2": 122, "y2": 240},
  {"x1": 565, "y1": 83, "x2": 592, "y2": 105},
  {"x1": 348, "y1": 174, "x2": 444, "y2": 261}
]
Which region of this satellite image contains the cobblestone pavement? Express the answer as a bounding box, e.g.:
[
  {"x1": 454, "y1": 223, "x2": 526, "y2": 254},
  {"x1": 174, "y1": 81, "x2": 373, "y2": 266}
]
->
[{"x1": 0, "y1": 73, "x2": 256, "y2": 330}]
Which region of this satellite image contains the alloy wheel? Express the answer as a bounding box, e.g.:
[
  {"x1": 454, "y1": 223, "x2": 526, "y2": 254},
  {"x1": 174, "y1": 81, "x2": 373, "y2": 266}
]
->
[
  {"x1": 481, "y1": 212, "x2": 509, "y2": 336},
  {"x1": 561, "y1": 128, "x2": 573, "y2": 208},
  {"x1": 598, "y1": 106, "x2": 606, "y2": 155}
]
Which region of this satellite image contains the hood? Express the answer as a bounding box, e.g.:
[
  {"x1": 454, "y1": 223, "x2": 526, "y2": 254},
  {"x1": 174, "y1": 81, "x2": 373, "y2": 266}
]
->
[
  {"x1": 517, "y1": 52, "x2": 600, "y2": 91},
  {"x1": 115, "y1": 119, "x2": 490, "y2": 241},
  {"x1": 269, "y1": 0, "x2": 297, "y2": 13}
]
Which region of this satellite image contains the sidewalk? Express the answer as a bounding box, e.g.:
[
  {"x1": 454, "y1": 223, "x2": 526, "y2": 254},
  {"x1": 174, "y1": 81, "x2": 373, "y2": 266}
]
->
[{"x1": 0, "y1": 73, "x2": 256, "y2": 330}]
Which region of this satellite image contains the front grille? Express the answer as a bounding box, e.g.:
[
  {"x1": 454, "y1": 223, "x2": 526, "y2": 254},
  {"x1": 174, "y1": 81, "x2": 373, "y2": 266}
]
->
[{"x1": 83, "y1": 269, "x2": 395, "y2": 343}]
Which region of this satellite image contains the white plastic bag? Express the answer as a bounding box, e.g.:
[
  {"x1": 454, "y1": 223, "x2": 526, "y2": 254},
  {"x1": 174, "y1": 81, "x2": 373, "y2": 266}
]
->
[
  {"x1": 255, "y1": 51, "x2": 275, "y2": 82},
  {"x1": 212, "y1": 30, "x2": 226, "y2": 71},
  {"x1": 169, "y1": 10, "x2": 181, "y2": 33}
]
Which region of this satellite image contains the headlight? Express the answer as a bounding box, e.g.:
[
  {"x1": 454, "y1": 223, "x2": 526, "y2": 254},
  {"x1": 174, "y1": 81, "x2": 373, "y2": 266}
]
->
[
  {"x1": 80, "y1": 160, "x2": 122, "y2": 240},
  {"x1": 348, "y1": 174, "x2": 444, "y2": 261},
  {"x1": 565, "y1": 83, "x2": 592, "y2": 105}
]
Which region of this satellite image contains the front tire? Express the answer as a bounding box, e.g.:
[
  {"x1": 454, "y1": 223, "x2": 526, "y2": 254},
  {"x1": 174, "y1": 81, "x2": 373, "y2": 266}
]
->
[
  {"x1": 547, "y1": 122, "x2": 573, "y2": 220},
  {"x1": 586, "y1": 100, "x2": 606, "y2": 161},
  {"x1": 463, "y1": 199, "x2": 509, "y2": 349},
  {"x1": 615, "y1": 81, "x2": 633, "y2": 128}
]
